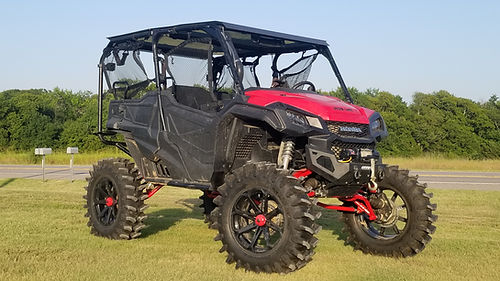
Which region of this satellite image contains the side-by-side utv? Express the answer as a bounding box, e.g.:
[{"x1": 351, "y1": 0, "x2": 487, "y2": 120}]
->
[{"x1": 84, "y1": 21, "x2": 437, "y2": 273}]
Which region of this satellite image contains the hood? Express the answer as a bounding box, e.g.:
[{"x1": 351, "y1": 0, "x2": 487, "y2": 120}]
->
[{"x1": 245, "y1": 89, "x2": 374, "y2": 124}]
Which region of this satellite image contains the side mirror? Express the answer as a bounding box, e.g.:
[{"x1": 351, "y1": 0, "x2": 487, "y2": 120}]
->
[{"x1": 105, "y1": 63, "x2": 116, "y2": 71}]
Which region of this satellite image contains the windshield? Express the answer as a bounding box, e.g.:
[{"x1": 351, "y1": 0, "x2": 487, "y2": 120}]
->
[
  {"x1": 272, "y1": 51, "x2": 318, "y2": 88},
  {"x1": 223, "y1": 30, "x2": 341, "y2": 94},
  {"x1": 232, "y1": 50, "x2": 338, "y2": 93}
]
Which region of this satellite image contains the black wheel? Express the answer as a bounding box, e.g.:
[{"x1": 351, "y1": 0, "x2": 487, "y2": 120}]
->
[
  {"x1": 343, "y1": 166, "x2": 437, "y2": 257},
  {"x1": 211, "y1": 163, "x2": 321, "y2": 273},
  {"x1": 84, "y1": 158, "x2": 148, "y2": 239}
]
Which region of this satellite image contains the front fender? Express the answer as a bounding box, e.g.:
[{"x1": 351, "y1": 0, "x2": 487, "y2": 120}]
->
[{"x1": 220, "y1": 101, "x2": 329, "y2": 137}]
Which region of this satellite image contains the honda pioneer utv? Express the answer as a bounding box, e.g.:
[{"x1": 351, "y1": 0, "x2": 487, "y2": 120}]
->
[{"x1": 84, "y1": 21, "x2": 437, "y2": 273}]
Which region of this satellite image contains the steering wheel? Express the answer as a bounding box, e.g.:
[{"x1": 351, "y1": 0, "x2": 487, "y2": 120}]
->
[
  {"x1": 112, "y1": 81, "x2": 130, "y2": 99},
  {"x1": 292, "y1": 81, "x2": 316, "y2": 92}
]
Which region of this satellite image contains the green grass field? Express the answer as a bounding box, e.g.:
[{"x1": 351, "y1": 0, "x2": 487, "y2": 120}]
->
[
  {"x1": 0, "y1": 150, "x2": 131, "y2": 166},
  {"x1": 0, "y1": 179, "x2": 499, "y2": 281},
  {"x1": 1, "y1": 151, "x2": 500, "y2": 171},
  {"x1": 384, "y1": 156, "x2": 500, "y2": 172}
]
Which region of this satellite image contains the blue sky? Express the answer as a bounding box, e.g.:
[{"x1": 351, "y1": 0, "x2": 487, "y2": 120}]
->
[{"x1": 0, "y1": 0, "x2": 498, "y2": 102}]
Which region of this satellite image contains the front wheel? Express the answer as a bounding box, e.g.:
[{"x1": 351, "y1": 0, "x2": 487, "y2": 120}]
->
[
  {"x1": 211, "y1": 163, "x2": 321, "y2": 273},
  {"x1": 343, "y1": 166, "x2": 437, "y2": 257}
]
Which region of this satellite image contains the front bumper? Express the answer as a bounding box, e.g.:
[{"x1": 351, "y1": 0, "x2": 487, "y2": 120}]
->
[{"x1": 305, "y1": 134, "x2": 386, "y2": 185}]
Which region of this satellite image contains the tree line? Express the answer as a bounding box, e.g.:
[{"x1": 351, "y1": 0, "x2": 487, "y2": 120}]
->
[{"x1": 0, "y1": 88, "x2": 499, "y2": 159}]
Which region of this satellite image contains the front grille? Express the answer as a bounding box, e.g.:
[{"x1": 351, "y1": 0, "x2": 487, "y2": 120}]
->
[
  {"x1": 327, "y1": 121, "x2": 370, "y2": 138},
  {"x1": 330, "y1": 141, "x2": 375, "y2": 158},
  {"x1": 234, "y1": 133, "x2": 263, "y2": 159}
]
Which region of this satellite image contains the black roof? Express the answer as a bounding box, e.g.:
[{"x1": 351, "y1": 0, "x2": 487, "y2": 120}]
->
[{"x1": 107, "y1": 21, "x2": 329, "y2": 47}]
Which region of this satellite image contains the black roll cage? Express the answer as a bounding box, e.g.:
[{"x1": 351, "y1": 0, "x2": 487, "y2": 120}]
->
[{"x1": 96, "y1": 21, "x2": 353, "y2": 153}]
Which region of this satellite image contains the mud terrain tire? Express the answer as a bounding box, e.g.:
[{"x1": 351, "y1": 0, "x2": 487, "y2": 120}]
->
[
  {"x1": 84, "y1": 158, "x2": 148, "y2": 239},
  {"x1": 211, "y1": 162, "x2": 321, "y2": 273},
  {"x1": 343, "y1": 166, "x2": 437, "y2": 257}
]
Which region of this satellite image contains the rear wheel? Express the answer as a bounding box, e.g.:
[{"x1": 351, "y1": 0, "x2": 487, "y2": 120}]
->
[
  {"x1": 343, "y1": 166, "x2": 437, "y2": 256},
  {"x1": 211, "y1": 163, "x2": 321, "y2": 273},
  {"x1": 84, "y1": 158, "x2": 148, "y2": 239}
]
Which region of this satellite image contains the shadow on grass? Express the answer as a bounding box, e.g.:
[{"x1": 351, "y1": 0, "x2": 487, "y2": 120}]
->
[
  {"x1": 0, "y1": 178, "x2": 16, "y2": 188},
  {"x1": 314, "y1": 206, "x2": 350, "y2": 244},
  {"x1": 141, "y1": 196, "x2": 351, "y2": 246},
  {"x1": 141, "y1": 198, "x2": 206, "y2": 238}
]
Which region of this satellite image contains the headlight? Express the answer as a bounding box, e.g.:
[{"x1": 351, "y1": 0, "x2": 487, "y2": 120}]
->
[
  {"x1": 286, "y1": 110, "x2": 307, "y2": 126},
  {"x1": 286, "y1": 110, "x2": 324, "y2": 129},
  {"x1": 371, "y1": 118, "x2": 383, "y2": 131}
]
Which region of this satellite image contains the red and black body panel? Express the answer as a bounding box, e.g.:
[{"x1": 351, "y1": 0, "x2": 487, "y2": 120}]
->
[
  {"x1": 245, "y1": 88, "x2": 374, "y2": 124},
  {"x1": 106, "y1": 85, "x2": 387, "y2": 188},
  {"x1": 243, "y1": 88, "x2": 387, "y2": 185}
]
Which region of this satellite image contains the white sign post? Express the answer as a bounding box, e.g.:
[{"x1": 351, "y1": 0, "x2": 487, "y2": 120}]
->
[
  {"x1": 66, "y1": 147, "x2": 79, "y2": 182},
  {"x1": 35, "y1": 148, "x2": 52, "y2": 181}
]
